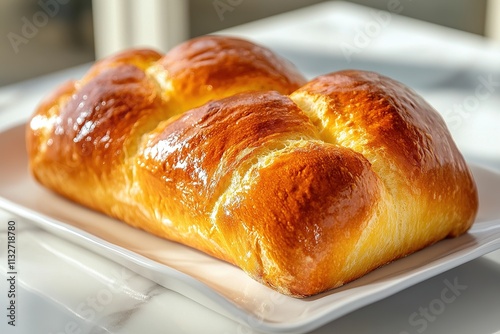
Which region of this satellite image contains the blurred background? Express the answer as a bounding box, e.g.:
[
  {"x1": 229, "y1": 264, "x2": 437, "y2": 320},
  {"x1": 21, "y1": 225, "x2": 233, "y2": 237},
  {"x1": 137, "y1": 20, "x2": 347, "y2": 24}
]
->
[{"x1": 0, "y1": 0, "x2": 499, "y2": 87}]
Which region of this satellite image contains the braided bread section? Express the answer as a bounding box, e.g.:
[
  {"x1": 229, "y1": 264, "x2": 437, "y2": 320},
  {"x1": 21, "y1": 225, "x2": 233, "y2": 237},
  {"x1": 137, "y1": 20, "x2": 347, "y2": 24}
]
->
[
  {"x1": 26, "y1": 36, "x2": 478, "y2": 297},
  {"x1": 26, "y1": 35, "x2": 305, "y2": 225}
]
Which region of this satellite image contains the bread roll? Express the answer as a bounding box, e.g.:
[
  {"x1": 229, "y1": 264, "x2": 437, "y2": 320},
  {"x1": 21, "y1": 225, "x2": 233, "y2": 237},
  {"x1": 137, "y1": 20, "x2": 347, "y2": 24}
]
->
[{"x1": 26, "y1": 35, "x2": 478, "y2": 297}]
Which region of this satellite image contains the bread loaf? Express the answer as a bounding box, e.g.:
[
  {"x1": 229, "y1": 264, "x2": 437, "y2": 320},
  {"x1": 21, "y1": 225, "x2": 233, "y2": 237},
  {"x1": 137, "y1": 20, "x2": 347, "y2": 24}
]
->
[{"x1": 26, "y1": 35, "x2": 478, "y2": 297}]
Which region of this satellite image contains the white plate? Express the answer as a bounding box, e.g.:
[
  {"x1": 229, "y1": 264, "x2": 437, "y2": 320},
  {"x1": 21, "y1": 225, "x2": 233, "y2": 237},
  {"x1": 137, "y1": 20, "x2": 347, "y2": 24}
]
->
[{"x1": 1, "y1": 123, "x2": 500, "y2": 334}]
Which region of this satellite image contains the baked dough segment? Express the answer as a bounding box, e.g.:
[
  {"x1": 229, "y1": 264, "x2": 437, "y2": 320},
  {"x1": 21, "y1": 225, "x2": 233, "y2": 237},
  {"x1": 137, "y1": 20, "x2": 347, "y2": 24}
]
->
[
  {"x1": 154, "y1": 35, "x2": 307, "y2": 112},
  {"x1": 290, "y1": 71, "x2": 478, "y2": 287},
  {"x1": 26, "y1": 35, "x2": 306, "y2": 228},
  {"x1": 134, "y1": 91, "x2": 383, "y2": 296}
]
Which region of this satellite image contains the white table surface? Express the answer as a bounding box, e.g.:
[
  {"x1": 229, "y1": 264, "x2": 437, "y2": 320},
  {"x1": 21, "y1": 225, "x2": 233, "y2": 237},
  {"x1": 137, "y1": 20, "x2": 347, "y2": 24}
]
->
[{"x1": 1, "y1": 2, "x2": 500, "y2": 333}]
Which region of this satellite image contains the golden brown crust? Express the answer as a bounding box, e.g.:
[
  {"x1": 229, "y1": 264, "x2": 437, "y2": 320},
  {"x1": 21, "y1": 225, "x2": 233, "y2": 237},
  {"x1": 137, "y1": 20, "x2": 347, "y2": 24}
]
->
[
  {"x1": 157, "y1": 35, "x2": 307, "y2": 110},
  {"x1": 26, "y1": 36, "x2": 478, "y2": 297},
  {"x1": 291, "y1": 70, "x2": 478, "y2": 236},
  {"x1": 80, "y1": 49, "x2": 163, "y2": 85},
  {"x1": 217, "y1": 141, "x2": 382, "y2": 296},
  {"x1": 26, "y1": 35, "x2": 307, "y2": 219}
]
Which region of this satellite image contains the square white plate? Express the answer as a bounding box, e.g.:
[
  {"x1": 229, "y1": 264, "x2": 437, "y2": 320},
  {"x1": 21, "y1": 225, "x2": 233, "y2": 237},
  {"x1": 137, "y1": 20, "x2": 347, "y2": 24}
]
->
[{"x1": 1, "y1": 123, "x2": 500, "y2": 334}]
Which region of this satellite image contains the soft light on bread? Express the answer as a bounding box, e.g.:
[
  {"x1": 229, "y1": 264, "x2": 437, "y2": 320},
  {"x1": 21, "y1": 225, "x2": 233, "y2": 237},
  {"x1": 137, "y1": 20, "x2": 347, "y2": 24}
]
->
[{"x1": 26, "y1": 35, "x2": 478, "y2": 297}]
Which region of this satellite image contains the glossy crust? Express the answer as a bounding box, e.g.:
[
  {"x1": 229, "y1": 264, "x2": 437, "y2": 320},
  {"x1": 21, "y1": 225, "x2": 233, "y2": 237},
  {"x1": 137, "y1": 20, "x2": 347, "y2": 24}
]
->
[{"x1": 26, "y1": 35, "x2": 478, "y2": 297}]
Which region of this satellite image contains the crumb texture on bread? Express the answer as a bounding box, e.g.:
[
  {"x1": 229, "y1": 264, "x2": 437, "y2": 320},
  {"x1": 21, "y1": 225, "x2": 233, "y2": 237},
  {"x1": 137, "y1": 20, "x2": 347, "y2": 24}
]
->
[{"x1": 26, "y1": 35, "x2": 478, "y2": 297}]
